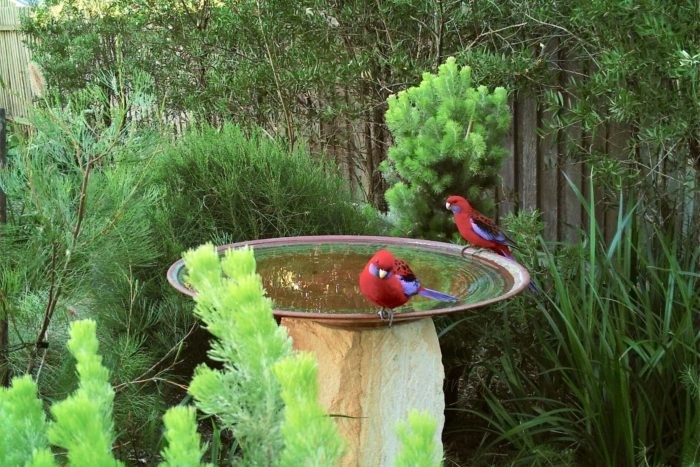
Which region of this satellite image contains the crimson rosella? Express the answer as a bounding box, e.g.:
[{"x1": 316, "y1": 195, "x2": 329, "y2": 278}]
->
[
  {"x1": 445, "y1": 195, "x2": 517, "y2": 258},
  {"x1": 446, "y1": 195, "x2": 538, "y2": 292},
  {"x1": 359, "y1": 249, "x2": 457, "y2": 326}
]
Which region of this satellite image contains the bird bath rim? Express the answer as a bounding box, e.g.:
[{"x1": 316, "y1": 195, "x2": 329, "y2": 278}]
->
[{"x1": 166, "y1": 235, "x2": 531, "y2": 328}]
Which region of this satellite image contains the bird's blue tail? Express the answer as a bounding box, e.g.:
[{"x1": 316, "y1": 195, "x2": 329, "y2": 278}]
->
[{"x1": 419, "y1": 288, "x2": 458, "y2": 302}]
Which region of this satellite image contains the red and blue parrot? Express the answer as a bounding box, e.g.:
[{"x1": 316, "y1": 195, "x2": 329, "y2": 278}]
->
[
  {"x1": 359, "y1": 249, "x2": 457, "y2": 326},
  {"x1": 446, "y1": 195, "x2": 538, "y2": 292},
  {"x1": 445, "y1": 195, "x2": 517, "y2": 258}
]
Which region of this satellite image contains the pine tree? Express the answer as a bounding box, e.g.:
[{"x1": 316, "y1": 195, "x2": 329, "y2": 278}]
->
[{"x1": 382, "y1": 57, "x2": 511, "y2": 239}]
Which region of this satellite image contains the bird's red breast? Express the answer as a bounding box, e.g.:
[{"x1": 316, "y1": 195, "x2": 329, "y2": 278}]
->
[{"x1": 359, "y1": 251, "x2": 410, "y2": 309}]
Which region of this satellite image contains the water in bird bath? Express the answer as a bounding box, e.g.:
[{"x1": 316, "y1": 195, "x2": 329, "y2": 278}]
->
[
  {"x1": 170, "y1": 238, "x2": 519, "y2": 317},
  {"x1": 255, "y1": 243, "x2": 507, "y2": 313}
]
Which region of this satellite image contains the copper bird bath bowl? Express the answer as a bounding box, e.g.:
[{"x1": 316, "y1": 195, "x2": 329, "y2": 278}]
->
[
  {"x1": 167, "y1": 235, "x2": 530, "y2": 327},
  {"x1": 167, "y1": 235, "x2": 530, "y2": 466}
]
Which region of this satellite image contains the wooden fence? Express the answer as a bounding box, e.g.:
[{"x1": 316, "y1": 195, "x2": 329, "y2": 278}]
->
[
  {"x1": 0, "y1": 0, "x2": 34, "y2": 119},
  {"x1": 498, "y1": 93, "x2": 595, "y2": 244},
  {"x1": 496, "y1": 93, "x2": 698, "y2": 245}
]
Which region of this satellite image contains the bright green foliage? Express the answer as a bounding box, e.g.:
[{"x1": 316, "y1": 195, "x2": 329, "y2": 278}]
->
[
  {"x1": 273, "y1": 353, "x2": 345, "y2": 466},
  {"x1": 0, "y1": 375, "x2": 54, "y2": 466},
  {"x1": 394, "y1": 410, "x2": 443, "y2": 467},
  {"x1": 183, "y1": 244, "x2": 293, "y2": 466},
  {"x1": 382, "y1": 57, "x2": 511, "y2": 239},
  {"x1": 48, "y1": 320, "x2": 122, "y2": 467},
  {"x1": 159, "y1": 406, "x2": 210, "y2": 467},
  {"x1": 27, "y1": 450, "x2": 58, "y2": 467}
]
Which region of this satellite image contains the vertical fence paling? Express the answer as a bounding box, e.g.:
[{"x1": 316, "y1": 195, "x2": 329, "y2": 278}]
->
[
  {"x1": 495, "y1": 49, "x2": 635, "y2": 243},
  {"x1": 0, "y1": 107, "x2": 8, "y2": 386},
  {"x1": 0, "y1": 3, "x2": 34, "y2": 119}
]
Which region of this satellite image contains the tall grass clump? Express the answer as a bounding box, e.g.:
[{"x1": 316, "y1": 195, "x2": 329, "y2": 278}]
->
[
  {"x1": 155, "y1": 123, "x2": 384, "y2": 254},
  {"x1": 469, "y1": 180, "x2": 699, "y2": 466}
]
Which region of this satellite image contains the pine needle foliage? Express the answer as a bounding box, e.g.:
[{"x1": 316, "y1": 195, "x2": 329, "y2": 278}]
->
[
  {"x1": 394, "y1": 410, "x2": 443, "y2": 467},
  {"x1": 0, "y1": 78, "x2": 198, "y2": 459},
  {"x1": 382, "y1": 56, "x2": 511, "y2": 239},
  {"x1": 182, "y1": 243, "x2": 346, "y2": 466},
  {"x1": 273, "y1": 353, "x2": 345, "y2": 466},
  {"x1": 159, "y1": 406, "x2": 211, "y2": 467},
  {"x1": 155, "y1": 123, "x2": 384, "y2": 257}
]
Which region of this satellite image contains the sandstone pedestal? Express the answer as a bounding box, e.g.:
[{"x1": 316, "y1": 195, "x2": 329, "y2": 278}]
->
[{"x1": 281, "y1": 317, "x2": 445, "y2": 467}]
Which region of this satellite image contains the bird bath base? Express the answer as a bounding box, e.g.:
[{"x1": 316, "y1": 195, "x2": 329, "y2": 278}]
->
[
  {"x1": 283, "y1": 317, "x2": 443, "y2": 466},
  {"x1": 167, "y1": 235, "x2": 530, "y2": 465}
]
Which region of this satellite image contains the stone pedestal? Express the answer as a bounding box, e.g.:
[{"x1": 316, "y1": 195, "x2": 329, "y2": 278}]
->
[{"x1": 281, "y1": 317, "x2": 445, "y2": 467}]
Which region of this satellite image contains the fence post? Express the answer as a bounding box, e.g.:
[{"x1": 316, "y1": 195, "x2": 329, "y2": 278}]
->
[{"x1": 0, "y1": 108, "x2": 8, "y2": 386}]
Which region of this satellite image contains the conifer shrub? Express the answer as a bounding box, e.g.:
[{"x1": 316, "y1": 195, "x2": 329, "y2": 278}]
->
[
  {"x1": 382, "y1": 57, "x2": 511, "y2": 239},
  {"x1": 155, "y1": 123, "x2": 385, "y2": 256},
  {"x1": 0, "y1": 84, "x2": 196, "y2": 460},
  {"x1": 0, "y1": 244, "x2": 444, "y2": 466}
]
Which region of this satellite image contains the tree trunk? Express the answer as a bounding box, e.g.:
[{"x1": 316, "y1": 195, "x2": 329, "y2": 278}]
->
[{"x1": 371, "y1": 103, "x2": 388, "y2": 211}]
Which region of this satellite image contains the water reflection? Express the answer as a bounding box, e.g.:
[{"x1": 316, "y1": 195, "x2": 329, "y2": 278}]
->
[{"x1": 251, "y1": 244, "x2": 507, "y2": 314}]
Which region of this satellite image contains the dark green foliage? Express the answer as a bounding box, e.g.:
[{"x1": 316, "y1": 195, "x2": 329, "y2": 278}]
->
[
  {"x1": 0, "y1": 85, "x2": 197, "y2": 460},
  {"x1": 154, "y1": 123, "x2": 384, "y2": 255},
  {"x1": 454, "y1": 0, "x2": 700, "y2": 241},
  {"x1": 446, "y1": 191, "x2": 700, "y2": 466},
  {"x1": 382, "y1": 57, "x2": 511, "y2": 239}
]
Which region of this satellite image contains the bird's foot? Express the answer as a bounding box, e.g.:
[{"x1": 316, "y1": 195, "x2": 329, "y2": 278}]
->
[
  {"x1": 377, "y1": 308, "x2": 394, "y2": 327},
  {"x1": 461, "y1": 246, "x2": 486, "y2": 258}
]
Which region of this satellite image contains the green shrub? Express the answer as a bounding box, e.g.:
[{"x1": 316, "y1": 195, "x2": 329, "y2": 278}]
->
[
  {"x1": 159, "y1": 407, "x2": 210, "y2": 467},
  {"x1": 0, "y1": 375, "x2": 52, "y2": 465},
  {"x1": 183, "y1": 244, "x2": 296, "y2": 465},
  {"x1": 0, "y1": 88, "x2": 382, "y2": 463},
  {"x1": 0, "y1": 82, "x2": 195, "y2": 455},
  {"x1": 154, "y1": 123, "x2": 385, "y2": 255},
  {"x1": 382, "y1": 57, "x2": 511, "y2": 239}
]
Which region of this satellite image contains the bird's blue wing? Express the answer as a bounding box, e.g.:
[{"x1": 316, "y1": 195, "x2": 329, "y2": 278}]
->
[
  {"x1": 470, "y1": 213, "x2": 517, "y2": 247},
  {"x1": 398, "y1": 275, "x2": 421, "y2": 297}
]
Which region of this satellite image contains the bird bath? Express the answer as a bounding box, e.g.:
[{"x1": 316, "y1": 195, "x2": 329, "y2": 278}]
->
[{"x1": 167, "y1": 235, "x2": 530, "y2": 465}]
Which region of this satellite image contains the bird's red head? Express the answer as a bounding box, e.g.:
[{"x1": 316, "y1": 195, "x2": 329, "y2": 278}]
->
[
  {"x1": 445, "y1": 195, "x2": 471, "y2": 214},
  {"x1": 369, "y1": 249, "x2": 396, "y2": 279}
]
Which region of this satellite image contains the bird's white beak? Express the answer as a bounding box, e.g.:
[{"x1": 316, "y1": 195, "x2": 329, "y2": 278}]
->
[
  {"x1": 445, "y1": 202, "x2": 451, "y2": 210},
  {"x1": 378, "y1": 269, "x2": 388, "y2": 279}
]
